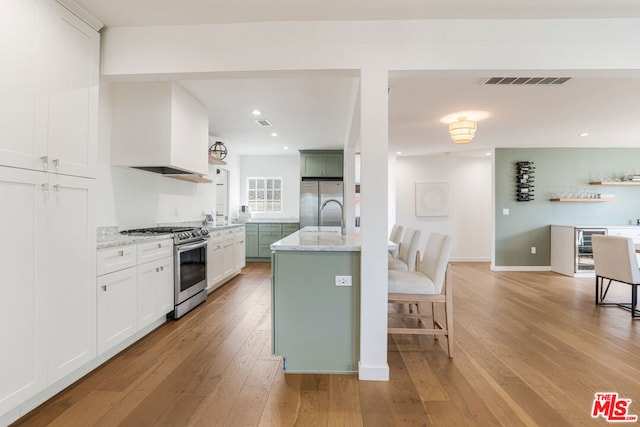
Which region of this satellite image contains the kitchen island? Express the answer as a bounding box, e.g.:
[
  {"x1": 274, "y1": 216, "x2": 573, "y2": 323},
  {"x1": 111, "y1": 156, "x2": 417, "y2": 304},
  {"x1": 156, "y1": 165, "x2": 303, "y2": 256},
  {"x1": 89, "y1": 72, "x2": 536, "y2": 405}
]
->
[{"x1": 270, "y1": 227, "x2": 397, "y2": 374}]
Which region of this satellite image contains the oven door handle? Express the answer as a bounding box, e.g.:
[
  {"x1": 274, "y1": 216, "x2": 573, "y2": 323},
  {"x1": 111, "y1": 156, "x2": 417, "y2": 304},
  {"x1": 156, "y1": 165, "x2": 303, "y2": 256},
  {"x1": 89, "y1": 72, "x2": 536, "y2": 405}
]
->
[{"x1": 175, "y1": 239, "x2": 208, "y2": 253}]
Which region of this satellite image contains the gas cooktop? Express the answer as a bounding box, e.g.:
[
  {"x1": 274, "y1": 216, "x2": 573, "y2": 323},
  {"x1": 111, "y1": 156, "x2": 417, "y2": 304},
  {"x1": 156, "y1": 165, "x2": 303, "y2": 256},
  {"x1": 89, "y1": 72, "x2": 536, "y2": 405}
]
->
[{"x1": 120, "y1": 226, "x2": 209, "y2": 244}]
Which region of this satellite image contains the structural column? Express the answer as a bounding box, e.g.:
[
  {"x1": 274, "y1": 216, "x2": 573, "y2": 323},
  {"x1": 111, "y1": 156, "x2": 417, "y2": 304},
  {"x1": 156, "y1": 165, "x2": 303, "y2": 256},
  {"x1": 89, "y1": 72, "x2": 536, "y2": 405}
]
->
[{"x1": 358, "y1": 67, "x2": 389, "y2": 381}]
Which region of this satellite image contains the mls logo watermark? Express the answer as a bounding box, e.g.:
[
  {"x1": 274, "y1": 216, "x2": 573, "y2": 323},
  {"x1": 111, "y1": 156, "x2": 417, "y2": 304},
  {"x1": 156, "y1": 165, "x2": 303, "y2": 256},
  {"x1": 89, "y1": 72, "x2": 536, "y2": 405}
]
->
[{"x1": 592, "y1": 392, "x2": 638, "y2": 422}]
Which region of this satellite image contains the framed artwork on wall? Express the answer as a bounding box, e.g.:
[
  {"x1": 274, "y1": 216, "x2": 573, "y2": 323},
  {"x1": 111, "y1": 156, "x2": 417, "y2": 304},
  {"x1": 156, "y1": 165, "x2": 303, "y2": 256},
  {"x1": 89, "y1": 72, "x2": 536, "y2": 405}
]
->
[{"x1": 415, "y1": 182, "x2": 449, "y2": 217}]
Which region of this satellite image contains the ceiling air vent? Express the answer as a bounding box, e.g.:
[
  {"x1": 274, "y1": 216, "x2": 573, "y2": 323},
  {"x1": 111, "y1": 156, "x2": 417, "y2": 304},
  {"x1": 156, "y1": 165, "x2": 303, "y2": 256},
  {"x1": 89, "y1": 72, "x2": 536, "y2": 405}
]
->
[
  {"x1": 255, "y1": 119, "x2": 272, "y2": 127},
  {"x1": 482, "y1": 77, "x2": 571, "y2": 85}
]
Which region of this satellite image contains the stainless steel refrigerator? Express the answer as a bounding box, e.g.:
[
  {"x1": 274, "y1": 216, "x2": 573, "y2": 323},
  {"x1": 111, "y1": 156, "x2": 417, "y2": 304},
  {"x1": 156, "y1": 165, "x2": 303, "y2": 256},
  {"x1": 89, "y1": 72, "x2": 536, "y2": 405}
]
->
[{"x1": 300, "y1": 180, "x2": 344, "y2": 228}]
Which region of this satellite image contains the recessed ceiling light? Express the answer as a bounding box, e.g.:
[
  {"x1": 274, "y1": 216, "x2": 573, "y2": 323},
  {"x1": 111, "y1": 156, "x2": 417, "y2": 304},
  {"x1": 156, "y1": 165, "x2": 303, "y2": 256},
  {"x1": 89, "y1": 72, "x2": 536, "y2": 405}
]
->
[
  {"x1": 579, "y1": 132, "x2": 589, "y2": 137},
  {"x1": 396, "y1": 151, "x2": 402, "y2": 155},
  {"x1": 485, "y1": 152, "x2": 492, "y2": 156},
  {"x1": 252, "y1": 110, "x2": 261, "y2": 116},
  {"x1": 271, "y1": 132, "x2": 278, "y2": 137},
  {"x1": 283, "y1": 146, "x2": 289, "y2": 150}
]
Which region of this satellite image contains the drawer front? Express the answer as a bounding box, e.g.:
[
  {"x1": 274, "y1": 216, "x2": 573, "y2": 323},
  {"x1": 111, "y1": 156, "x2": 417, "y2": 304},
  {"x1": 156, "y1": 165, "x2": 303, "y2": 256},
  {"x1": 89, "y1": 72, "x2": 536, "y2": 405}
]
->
[
  {"x1": 137, "y1": 239, "x2": 173, "y2": 264},
  {"x1": 259, "y1": 231, "x2": 282, "y2": 245},
  {"x1": 97, "y1": 245, "x2": 137, "y2": 276},
  {"x1": 244, "y1": 224, "x2": 258, "y2": 232},
  {"x1": 259, "y1": 224, "x2": 282, "y2": 233},
  {"x1": 208, "y1": 230, "x2": 224, "y2": 243}
]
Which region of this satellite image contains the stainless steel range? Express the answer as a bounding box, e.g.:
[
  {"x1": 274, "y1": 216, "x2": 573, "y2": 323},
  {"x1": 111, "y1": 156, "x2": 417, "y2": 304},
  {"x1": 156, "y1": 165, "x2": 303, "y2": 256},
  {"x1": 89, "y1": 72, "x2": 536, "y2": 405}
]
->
[{"x1": 121, "y1": 226, "x2": 209, "y2": 318}]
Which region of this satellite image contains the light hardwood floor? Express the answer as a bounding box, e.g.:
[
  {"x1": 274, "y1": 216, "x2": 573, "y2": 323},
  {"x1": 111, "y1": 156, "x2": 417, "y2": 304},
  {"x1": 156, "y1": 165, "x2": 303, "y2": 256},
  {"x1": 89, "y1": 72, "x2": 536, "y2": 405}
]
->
[{"x1": 12, "y1": 262, "x2": 640, "y2": 426}]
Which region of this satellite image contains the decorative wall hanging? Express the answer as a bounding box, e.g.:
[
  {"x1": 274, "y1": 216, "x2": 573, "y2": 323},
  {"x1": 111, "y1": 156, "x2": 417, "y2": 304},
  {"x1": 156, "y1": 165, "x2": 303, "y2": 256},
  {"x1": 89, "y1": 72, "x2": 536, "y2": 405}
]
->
[
  {"x1": 516, "y1": 161, "x2": 534, "y2": 201},
  {"x1": 415, "y1": 182, "x2": 449, "y2": 217}
]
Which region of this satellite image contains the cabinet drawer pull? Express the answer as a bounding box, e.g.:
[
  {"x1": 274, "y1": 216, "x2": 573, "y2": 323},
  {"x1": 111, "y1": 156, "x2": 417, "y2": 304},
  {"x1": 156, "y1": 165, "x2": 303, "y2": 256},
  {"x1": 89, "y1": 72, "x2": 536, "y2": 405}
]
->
[
  {"x1": 101, "y1": 285, "x2": 107, "y2": 292},
  {"x1": 41, "y1": 155, "x2": 48, "y2": 165},
  {"x1": 53, "y1": 184, "x2": 60, "y2": 192},
  {"x1": 118, "y1": 250, "x2": 124, "y2": 256},
  {"x1": 158, "y1": 243, "x2": 162, "y2": 248},
  {"x1": 41, "y1": 183, "x2": 49, "y2": 191},
  {"x1": 52, "y1": 158, "x2": 60, "y2": 167}
]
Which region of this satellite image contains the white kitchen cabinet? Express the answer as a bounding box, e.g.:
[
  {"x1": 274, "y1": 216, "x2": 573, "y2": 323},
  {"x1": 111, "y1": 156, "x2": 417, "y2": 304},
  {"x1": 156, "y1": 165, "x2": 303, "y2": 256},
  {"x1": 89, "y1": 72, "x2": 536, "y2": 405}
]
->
[
  {"x1": 46, "y1": 173, "x2": 97, "y2": 383},
  {"x1": 97, "y1": 245, "x2": 137, "y2": 276},
  {"x1": 207, "y1": 233, "x2": 225, "y2": 291},
  {"x1": 0, "y1": 167, "x2": 96, "y2": 409},
  {"x1": 0, "y1": 167, "x2": 47, "y2": 415},
  {"x1": 137, "y1": 240, "x2": 174, "y2": 330},
  {"x1": 0, "y1": 0, "x2": 99, "y2": 178},
  {"x1": 0, "y1": 0, "x2": 39, "y2": 172},
  {"x1": 223, "y1": 239, "x2": 236, "y2": 278},
  {"x1": 97, "y1": 267, "x2": 138, "y2": 355},
  {"x1": 207, "y1": 226, "x2": 245, "y2": 292},
  {"x1": 137, "y1": 239, "x2": 173, "y2": 264},
  {"x1": 233, "y1": 230, "x2": 246, "y2": 272}
]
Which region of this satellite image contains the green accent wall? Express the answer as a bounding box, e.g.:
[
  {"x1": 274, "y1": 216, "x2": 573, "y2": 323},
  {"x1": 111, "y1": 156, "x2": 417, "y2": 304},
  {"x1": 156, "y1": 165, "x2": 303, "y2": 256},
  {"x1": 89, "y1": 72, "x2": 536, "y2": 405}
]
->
[{"x1": 495, "y1": 148, "x2": 640, "y2": 267}]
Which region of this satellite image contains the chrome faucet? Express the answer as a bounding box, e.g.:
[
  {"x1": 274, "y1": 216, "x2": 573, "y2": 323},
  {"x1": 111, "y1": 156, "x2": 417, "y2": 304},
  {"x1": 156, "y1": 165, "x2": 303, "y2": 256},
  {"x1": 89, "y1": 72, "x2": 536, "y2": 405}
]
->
[{"x1": 321, "y1": 198, "x2": 345, "y2": 235}]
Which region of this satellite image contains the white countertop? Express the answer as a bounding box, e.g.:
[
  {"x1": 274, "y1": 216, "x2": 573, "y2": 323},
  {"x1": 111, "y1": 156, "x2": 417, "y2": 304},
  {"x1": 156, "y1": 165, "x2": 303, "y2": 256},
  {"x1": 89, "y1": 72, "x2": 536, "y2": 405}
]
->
[{"x1": 271, "y1": 226, "x2": 399, "y2": 252}]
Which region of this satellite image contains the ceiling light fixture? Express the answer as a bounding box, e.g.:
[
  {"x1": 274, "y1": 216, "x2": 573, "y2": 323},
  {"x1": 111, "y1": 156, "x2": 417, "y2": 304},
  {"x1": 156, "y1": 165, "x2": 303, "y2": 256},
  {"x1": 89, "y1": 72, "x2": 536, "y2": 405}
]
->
[
  {"x1": 252, "y1": 109, "x2": 261, "y2": 116},
  {"x1": 208, "y1": 141, "x2": 228, "y2": 160},
  {"x1": 448, "y1": 117, "x2": 477, "y2": 144},
  {"x1": 271, "y1": 132, "x2": 278, "y2": 137},
  {"x1": 579, "y1": 132, "x2": 589, "y2": 137}
]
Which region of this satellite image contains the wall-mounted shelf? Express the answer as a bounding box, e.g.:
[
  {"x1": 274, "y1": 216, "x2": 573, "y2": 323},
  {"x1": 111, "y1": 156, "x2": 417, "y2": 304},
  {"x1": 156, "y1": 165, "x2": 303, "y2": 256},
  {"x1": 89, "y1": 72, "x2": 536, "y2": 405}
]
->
[
  {"x1": 549, "y1": 198, "x2": 616, "y2": 202},
  {"x1": 208, "y1": 155, "x2": 227, "y2": 165},
  {"x1": 167, "y1": 175, "x2": 213, "y2": 184},
  {"x1": 589, "y1": 181, "x2": 640, "y2": 186}
]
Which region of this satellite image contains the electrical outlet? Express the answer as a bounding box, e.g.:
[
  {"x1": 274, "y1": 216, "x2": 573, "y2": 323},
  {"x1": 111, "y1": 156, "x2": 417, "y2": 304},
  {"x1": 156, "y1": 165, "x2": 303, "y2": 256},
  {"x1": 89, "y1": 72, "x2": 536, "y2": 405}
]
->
[
  {"x1": 335, "y1": 275, "x2": 352, "y2": 286},
  {"x1": 503, "y1": 208, "x2": 510, "y2": 215},
  {"x1": 531, "y1": 246, "x2": 536, "y2": 254}
]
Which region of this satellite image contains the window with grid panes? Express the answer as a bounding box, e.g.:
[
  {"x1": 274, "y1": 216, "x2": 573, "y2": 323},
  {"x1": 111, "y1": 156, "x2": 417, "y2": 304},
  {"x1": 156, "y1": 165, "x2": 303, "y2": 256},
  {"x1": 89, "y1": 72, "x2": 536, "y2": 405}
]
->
[{"x1": 247, "y1": 177, "x2": 282, "y2": 212}]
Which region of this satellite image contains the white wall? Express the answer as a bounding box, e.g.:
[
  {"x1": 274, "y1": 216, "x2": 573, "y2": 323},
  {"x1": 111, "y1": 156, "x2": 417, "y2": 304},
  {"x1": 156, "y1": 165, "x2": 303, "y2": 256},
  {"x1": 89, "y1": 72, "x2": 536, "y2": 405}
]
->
[
  {"x1": 237, "y1": 154, "x2": 300, "y2": 220},
  {"x1": 395, "y1": 155, "x2": 492, "y2": 261}
]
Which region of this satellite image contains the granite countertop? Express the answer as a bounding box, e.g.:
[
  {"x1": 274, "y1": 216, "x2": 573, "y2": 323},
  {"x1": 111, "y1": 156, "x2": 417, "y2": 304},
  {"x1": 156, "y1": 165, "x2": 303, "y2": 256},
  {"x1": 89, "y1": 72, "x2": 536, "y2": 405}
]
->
[
  {"x1": 271, "y1": 226, "x2": 399, "y2": 252},
  {"x1": 97, "y1": 223, "x2": 245, "y2": 249},
  {"x1": 97, "y1": 233, "x2": 173, "y2": 250}
]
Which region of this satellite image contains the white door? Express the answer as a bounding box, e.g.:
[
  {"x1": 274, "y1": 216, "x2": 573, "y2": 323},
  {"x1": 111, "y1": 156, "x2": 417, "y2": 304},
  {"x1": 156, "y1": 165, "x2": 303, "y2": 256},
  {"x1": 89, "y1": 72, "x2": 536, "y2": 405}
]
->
[
  {"x1": 234, "y1": 235, "x2": 246, "y2": 271},
  {"x1": 155, "y1": 257, "x2": 174, "y2": 316},
  {"x1": 223, "y1": 240, "x2": 235, "y2": 278},
  {"x1": 0, "y1": 0, "x2": 43, "y2": 171},
  {"x1": 40, "y1": 0, "x2": 99, "y2": 178},
  {"x1": 97, "y1": 268, "x2": 138, "y2": 355},
  {"x1": 46, "y1": 174, "x2": 96, "y2": 382},
  {"x1": 0, "y1": 167, "x2": 47, "y2": 414},
  {"x1": 137, "y1": 262, "x2": 157, "y2": 330}
]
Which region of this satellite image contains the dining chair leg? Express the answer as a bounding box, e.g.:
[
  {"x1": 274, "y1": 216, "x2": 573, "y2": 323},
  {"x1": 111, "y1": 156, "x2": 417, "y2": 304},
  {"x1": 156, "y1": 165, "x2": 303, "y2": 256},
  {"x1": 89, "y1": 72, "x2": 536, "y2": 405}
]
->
[{"x1": 432, "y1": 302, "x2": 438, "y2": 340}]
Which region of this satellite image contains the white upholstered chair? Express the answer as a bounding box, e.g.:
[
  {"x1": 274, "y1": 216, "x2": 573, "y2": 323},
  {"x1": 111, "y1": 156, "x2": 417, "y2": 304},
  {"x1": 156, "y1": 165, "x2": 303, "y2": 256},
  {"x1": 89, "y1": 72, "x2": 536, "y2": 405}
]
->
[
  {"x1": 592, "y1": 235, "x2": 640, "y2": 319},
  {"x1": 389, "y1": 224, "x2": 404, "y2": 258},
  {"x1": 388, "y1": 232, "x2": 454, "y2": 357},
  {"x1": 388, "y1": 228, "x2": 421, "y2": 271}
]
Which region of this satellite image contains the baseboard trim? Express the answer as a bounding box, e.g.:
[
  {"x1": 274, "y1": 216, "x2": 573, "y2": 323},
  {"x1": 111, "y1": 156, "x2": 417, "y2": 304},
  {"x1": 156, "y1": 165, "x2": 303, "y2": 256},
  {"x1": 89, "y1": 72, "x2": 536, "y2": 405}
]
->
[
  {"x1": 450, "y1": 257, "x2": 491, "y2": 262},
  {"x1": 491, "y1": 265, "x2": 551, "y2": 272},
  {"x1": 358, "y1": 362, "x2": 389, "y2": 381}
]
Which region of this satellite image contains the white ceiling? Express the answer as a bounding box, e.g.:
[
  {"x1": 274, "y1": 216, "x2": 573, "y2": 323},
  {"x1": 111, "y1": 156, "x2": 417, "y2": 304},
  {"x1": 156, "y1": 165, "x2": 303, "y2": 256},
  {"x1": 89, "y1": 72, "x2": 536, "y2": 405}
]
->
[{"x1": 77, "y1": 0, "x2": 640, "y2": 157}]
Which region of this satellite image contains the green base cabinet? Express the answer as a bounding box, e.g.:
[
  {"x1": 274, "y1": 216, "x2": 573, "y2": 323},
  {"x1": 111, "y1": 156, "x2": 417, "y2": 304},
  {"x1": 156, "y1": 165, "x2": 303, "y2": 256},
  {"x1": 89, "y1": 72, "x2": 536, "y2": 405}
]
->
[
  {"x1": 246, "y1": 222, "x2": 299, "y2": 261},
  {"x1": 271, "y1": 251, "x2": 360, "y2": 373},
  {"x1": 245, "y1": 229, "x2": 259, "y2": 258}
]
